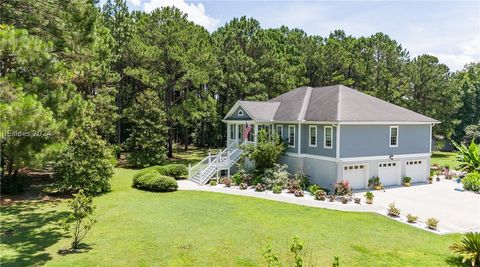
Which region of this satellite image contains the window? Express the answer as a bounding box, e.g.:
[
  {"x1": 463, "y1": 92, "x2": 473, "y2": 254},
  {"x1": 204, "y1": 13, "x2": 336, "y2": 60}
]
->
[
  {"x1": 288, "y1": 125, "x2": 295, "y2": 147},
  {"x1": 237, "y1": 110, "x2": 244, "y2": 116},
  {"x1": 248, "y1": 125, "x2": 255, "y2": 142},
  {"x1": 309, "y1": 126, "x2": 317, "y2": 147},
  {"x1": 324, "y1": 126, "x2": 333, "y2": 149},
  {"x1": 276, "y1": 125, "x2": 283, "y2": 139},
  {"x1": 230, "y1": 124, "x2": 235, "y2": 139},
  {"x1": 238, "y1": 124, "x2": 244, "y2": 139},
  {"x1": 390, "y1": 126, "x2": 398, "y2": 147}
]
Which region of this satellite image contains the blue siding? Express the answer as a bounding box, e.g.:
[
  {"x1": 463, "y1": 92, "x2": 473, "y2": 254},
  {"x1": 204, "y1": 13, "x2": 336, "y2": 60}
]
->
[
  {"x1": 339, "y1": 124, "x2": 430, "y2": 157},
  {"x1": 275, "y1": 124, "x2": 297, "y2": 153},
  {"x1": 300, "y1": 124, "x2": 336, "y2": 158},
  {"x1": 226, "y1": 106, "x2": 251, "y2": 120}
]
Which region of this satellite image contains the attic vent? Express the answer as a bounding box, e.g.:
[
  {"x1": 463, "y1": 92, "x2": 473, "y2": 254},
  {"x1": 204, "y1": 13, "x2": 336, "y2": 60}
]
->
[{"x1": 237, "y1": 110, "x2": 244, "y2": 116}]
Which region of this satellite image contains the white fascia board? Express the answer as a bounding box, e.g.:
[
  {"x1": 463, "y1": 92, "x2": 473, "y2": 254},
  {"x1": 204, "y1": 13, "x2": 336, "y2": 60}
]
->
[
  {"x1": 339, "y1": 121, "x2": 437, "y2": 125},
  {"x1": 339, "y1": 153, "x2": 431, "y2": 162}
]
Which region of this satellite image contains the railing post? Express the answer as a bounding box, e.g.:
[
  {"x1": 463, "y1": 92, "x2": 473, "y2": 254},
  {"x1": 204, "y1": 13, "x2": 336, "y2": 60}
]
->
[
  {"x1": 188, "y1": 164, "x2": 191, "y2": 179},
  {"x1": 208, "y1": 153, "x2": 211, "y2": 163}
]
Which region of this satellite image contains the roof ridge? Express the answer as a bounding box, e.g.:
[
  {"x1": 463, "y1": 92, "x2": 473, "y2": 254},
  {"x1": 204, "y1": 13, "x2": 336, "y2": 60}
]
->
[{"x1": 298, "y1": 87, "x2": 312, "y2": 121}]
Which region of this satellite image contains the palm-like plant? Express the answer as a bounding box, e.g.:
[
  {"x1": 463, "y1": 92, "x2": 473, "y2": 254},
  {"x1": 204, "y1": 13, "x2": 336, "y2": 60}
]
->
[
  {"x1": 449, "y1": 232, "x2": 480, "y2": 266},
  {"x1": 452, "y1": 141, "x2": 480, "y2": 172}
]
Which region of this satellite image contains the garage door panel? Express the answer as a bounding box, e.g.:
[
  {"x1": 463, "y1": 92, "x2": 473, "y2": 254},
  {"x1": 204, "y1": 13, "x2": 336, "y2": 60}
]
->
[
  {"x1": 343, "y1": 164, "x2": 367, "y2": 189},
  {"x1": 378, "y1": 162, "x2": 401, "y2": 186},
  {"x1": 406, "y1": 160, "x2": 427, "y2": 183}
]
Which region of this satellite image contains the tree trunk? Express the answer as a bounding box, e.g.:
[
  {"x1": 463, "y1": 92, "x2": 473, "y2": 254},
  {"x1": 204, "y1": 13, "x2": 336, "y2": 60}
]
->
[
  {"x1": 166, "y1": 85, "x2": 173, "y2": 158},
  {"x1": 184, "y1": 127, "x2": 188, "y2": 151}
]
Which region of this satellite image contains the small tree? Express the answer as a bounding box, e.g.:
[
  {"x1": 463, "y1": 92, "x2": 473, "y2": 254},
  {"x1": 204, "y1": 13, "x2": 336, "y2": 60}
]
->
[
  {"x1": 54, "y1": 128, "x2": 115, "y2": 195},
  {"x1": 124, "y1": 90, "x2": 168, "y2": 167},
  {"x1": 66, "y1": 190, "x2": 96, "y2": 250},
  {"x1": 290, "y1": 236, "x2": 304, "y2": 267},
  {"x1": 242, "y1": 129, "x2": 285, "y2": 176}
]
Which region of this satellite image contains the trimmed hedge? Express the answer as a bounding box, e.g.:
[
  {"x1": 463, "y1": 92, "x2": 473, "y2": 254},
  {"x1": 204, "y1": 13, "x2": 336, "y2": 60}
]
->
[
  {"x1": 132, "y1": 173, "x2": 178, "y2": 192},
  {"x1": 133, "y1": 164, "x2": 188, "y2": 180}
]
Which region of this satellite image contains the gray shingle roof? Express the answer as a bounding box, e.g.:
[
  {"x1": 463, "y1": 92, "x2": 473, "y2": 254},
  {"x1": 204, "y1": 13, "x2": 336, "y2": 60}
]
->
[{"x1": 228, "y1": 85, "x2": 438, "y2": 123}]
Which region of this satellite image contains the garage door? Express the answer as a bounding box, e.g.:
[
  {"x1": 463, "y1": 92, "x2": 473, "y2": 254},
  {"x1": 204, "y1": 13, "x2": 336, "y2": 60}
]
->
[
  {"x1": 343, "y1": 164, "x2": 367, "y2": 189},
  {"x1": 378, "y1": 162, "x2": 401, "y2": 186},
  {"x1": 406, "y1": 160, "x2": 427, "y2": 183}
]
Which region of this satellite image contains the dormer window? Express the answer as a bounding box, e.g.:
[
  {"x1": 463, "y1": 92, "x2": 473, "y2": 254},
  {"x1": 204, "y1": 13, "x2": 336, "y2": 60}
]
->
[{"x1": 237, "y1": 110, "x2": 244, "y2": 116}]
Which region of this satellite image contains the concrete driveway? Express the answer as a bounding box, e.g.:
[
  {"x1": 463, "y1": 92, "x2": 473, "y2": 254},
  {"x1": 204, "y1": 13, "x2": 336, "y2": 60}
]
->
[{"x1": 362, "y1": 180, "x2": 480, "y2": 233}]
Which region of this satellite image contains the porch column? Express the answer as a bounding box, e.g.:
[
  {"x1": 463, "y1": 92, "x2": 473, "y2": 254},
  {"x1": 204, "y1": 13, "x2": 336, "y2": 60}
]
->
[
  {"x1": 236, "y1": 124, "x2": 239, "y2": 144},
  {"x1": 227, "y1": 123, "x2": 230, "y2": 144}
]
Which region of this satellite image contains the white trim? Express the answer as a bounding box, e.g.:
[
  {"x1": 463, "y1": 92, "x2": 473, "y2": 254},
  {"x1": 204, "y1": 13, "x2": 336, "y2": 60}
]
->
[
  {"x1": 237, "y1": 110, "x2": 244, "y2": 116},
  {"x1": 308, "y1": 125, "x2": 317, "y2": 147},
  {"x1": 222, "y1": 101, "x2": 255, "y2": 121},
  {"x1": 285, "y1": 152, "x2": 337, "y2": 162},
  {"x1": 288, "y1": 125, "x2": 295, "y2": 148},
  {"x1": 389, "y1": 126, "x2": 399, "y2": 147},
  {"x1": 340, "y1": 153, "x2": 430, "y2": 162},
  {"x1": 222, "y1": 119, "x2": 255, "y2": 123},
  {"x1": 276, "y1": 125, "x2": 283, "y2": 138},
  {"x1": 324, "y1": 126, "x2": 333, "y2": 149}
]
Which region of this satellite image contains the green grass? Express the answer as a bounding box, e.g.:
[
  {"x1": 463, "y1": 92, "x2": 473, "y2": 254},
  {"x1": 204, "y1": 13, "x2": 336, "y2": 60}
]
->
[
  {"x1": 431, "y1": 151, "x2": 460, "y2": 169},
  {"x1": 1, "y1": 160, "x2": 465, "y2": 266}
]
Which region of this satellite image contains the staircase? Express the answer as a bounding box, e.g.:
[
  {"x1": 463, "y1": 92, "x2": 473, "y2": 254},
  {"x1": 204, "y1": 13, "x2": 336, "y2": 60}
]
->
[{"x1": 189, "y1": 141, "x2": 244, "y2": 185}]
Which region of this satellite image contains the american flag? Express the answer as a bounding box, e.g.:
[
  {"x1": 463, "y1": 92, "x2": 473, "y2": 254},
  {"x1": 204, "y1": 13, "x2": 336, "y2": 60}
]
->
[{"x1": 243, "y1": 122, "x2": 252, "y2": 139}]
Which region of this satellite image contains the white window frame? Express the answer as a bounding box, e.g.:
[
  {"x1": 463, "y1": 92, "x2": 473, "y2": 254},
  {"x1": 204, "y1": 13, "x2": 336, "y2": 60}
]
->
[
  {"x1": 276, "y1": 125, "x2": 283, "y2": 139},
  {"x1": 288, "y1": 125, "x2": 295, "y2": 148},
  {"x1": 309, "y1": 125, "x2": 317, "y2": 147},
  {"x1": 389, "y1": 126, "x2": 399, "y2": 147},
  {"x1": 237, "y1": 109, "x2": 244, "y2": 116},
  {"x1": 324, "y1": 126, "x2": 333, "y2": 149}
]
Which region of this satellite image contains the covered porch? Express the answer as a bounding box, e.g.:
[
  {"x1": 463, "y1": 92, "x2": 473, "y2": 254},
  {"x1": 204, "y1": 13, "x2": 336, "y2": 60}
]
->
[{"x1": 225, "y1": 121, "x2": 275, "y2": 146}]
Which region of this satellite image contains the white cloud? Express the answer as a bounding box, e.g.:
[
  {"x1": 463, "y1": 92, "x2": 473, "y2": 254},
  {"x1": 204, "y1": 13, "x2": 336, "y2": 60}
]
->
[{"x1": 143, "y1": 0, "x2": 219, "y2": 31}]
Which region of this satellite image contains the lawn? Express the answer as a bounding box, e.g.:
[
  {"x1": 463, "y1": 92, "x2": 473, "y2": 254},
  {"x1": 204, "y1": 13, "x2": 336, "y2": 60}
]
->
[
  {"x1": 431, "y1": 151, "x2": 460, "y2": 169},
  {"x1": 0, "y1": 168, "x2": 464, "y2": 266}
]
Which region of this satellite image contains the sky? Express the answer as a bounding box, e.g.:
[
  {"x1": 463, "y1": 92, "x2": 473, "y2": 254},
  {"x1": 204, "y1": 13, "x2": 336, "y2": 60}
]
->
[{"x1": 119, "y1": 0, "x2": 479, "y2": 71}]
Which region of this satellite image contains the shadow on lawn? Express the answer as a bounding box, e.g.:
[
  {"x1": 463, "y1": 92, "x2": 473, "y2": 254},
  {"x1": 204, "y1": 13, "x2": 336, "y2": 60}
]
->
[{"x1": 1, "y1": 200, "x2": 68, "y2": 266}]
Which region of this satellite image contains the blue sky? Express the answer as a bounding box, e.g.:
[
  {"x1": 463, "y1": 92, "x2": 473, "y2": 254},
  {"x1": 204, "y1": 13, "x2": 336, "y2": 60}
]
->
[{"x1": 119, "y1": 0, "x2": 479, "y2": 71}]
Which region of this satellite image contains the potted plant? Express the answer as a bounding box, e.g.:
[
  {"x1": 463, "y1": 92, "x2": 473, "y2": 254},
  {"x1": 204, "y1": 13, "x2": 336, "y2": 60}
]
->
[
  {"x1": 368, "y1": 176, "x2": 382, "y2": 190},
  {"x1": 403, "y1": 176, "x2": 412, "y2": 187},
  {"x1": 364, "y1": 191, "x2": 374, "y2": 204}
]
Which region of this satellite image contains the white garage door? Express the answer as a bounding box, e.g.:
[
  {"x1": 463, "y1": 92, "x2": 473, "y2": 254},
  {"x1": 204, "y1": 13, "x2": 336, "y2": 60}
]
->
[
  {"x1": 406, "y1": 160, "x2": 427, "y2": 183},
  {"x1": 378, "y1": 162, "x2": 401, "y2": 186},
  {"x1": 343, "y1": 164, "x2": 367, "y2": 189}
]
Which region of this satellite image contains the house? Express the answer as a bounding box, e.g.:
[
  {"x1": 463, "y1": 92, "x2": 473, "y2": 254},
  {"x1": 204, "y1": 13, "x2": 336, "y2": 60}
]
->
[{"x1": 214, "y1": 84, "x2": 439, "y2": 190}]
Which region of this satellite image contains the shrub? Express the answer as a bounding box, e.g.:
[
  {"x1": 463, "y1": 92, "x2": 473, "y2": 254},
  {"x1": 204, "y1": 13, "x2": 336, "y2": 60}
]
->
[
  {"x1": 341, "y1": 196, "x2": 350, "y2": 204},
  {"x1": 239, "y1": 183, "x2": 248, "y2": 190},
  {"x1": 255, "y1": 183, "x2": 266, "y2": 192},
  {"x1": 290, "y1": 236, "x2": 304, "y2": 267},
  {"x1": 327, "y1": 194, "x2": 335, "y2": 202},
  {"x1": 449, "y1": 232, "x2": 480, "y2": 267},
  {"x1": 426, "y1": 217, "x2": 439, "y2": 230},
  {"x1": 387, "y1": 202, "x2": 401, "y2": 217},
  {"x1": 287, "y1": 179, "x2": 301, "y2": 193},
  {"x1": 354, "y1": 197, "x2": 361, "y2": 204},
  {"x1": 132, "y1": 173, "x2": 178, "y2": 192},
  {"x1": 262, "y1": 164, "x2": 290, "y2": 189},
  {"x1": 223, "y1": 178, "x2": 232, "y2": 187},
  {"x1": 403, "y1": 176, "x2": 412, "y2": 183},
  {"x1": 407, "y1": 214, "x2": 418, "y2": 223},
  {"x1": 453, "y1": 140, "x2": 480, "y2": 172},
  {"x1": 65, "y1": 190, "x2": 96, "y2": 249},
  {"x1": 334, "y1": 180, "x2": 352, "y2": 196},
  {"x1": 54, "y1": 129, "x2": 115, "y2": 195},
  {"x1": 242, "y1": 129, "x2": 285, "y2": 175},
  {"x1": 209, "y1": 180, "x2": 217, "y2": 186},
  {"x1": 463, "y1": 172, "x2": 480, "y2": 192},
  {"x1": 314, "y1": 190, "x2": 326, "y2": 201},
  {"x1": 231, "y1": 172, "x2": 242, "y2": 185},
  {"x1": 272, "y1": 185, "x2": 283, "y2": 194},
  {"x1": 262, "y1": 244, "x2": 280, "y2": 267},
  {"x1": 156, "y1": 164, "x2": 187, "y2": 179},
  {"x1": 132, "y1": 167, "x2": 158, "y2": 181},
  {"x1": 293, "y1": 171, "x2": 310, "y2": 190},
  {"x1": 368, "y1": 176, "x2": 381, "y2": 187},
  {"x1": 308, "y1": 184, "x2": 321, "y2": 194},
  {"x1": 294, "y1": 190, "x2": 304, "y2": 197}
]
